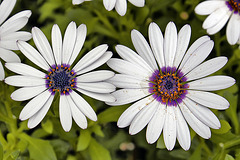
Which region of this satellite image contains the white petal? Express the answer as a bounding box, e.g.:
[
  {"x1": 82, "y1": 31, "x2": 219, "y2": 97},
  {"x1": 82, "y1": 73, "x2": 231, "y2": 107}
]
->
[
  {"x1": 77, "y1": 70, "x2": 114, "y2": 82},
  {"x1": 227, "y1": 13, "x2": 240, "y2": 45},
  {"x1": 27, "y1": 95, "x2": 54, "y2": 129},
  {"x1": 77, "y1": 88, "x2": 116, "y2": 102},
  {"x1": 72, "y1": 0, "x2": 85, "y2": 5},
  {"x1": 1, "y1": 31, "x2": 31, "y2": 42},
  {"x1": 115, "y1": 0, "x2": 127, "y2": 16},
  {"x1": 5, "y1": 75, "x2": 45, "y2": 87},
  {"x1": 186, "y1": 56, "x2": 228, "y2": 81},
  {"x1": 11, "y1": 85, "x2": 46, "y2": 101},
  {"x1": 131, "y1": 29, "x2": 158, "y2": 70},
  {"x1": 187, "y1": 90, "x2": 229, "y2": 110},
  {"x1": 181, "y1": 40, "x2": 214, "y2": 75},
  {"x1": 76, "y1": 51, "x2": 112, "y2": 75},
  {"x1": 73, "y1": 44, "x2": 108, "y2": 72},
  {"x1": 106, "y1": 88, "x2": 149, "y2": 106},
  {"x1": 117, "y1": 95, "x2": 154, "y2": 128},
  {"x1": 146, "y1": 103, "x2": 166, "y2": 144},
  {"x1": 32, "y1": 27, "x2": 55, "y2": 66},
  {"x1": 129, "y1": 100, "x2": 159, "y2": 135},
  {"x1": 174, "y1": 107, "x2": 191, "y2": 151},
  {"x1": 103, "y1": 0, "x2": 116, "y2": 11},
  {"x1": 0, "y1": 61, "x2": 4, "y2": 80},
  {"x1": 51, "y1": 24, "x2": 62, "y2": 65},
  {"x1": 194, "y1": 1, "x2": 226, "y2": 15},
  {"x1": 173, "y1": 24, "x2": 191, "y2": 68},
  {"x1": 19, "y1": 90, "x2": 51, "y2": 120},
  {"x1": 59, "y1": 95, "x2": 72, "y2": 132},
  {"x1": 67, "y1": 95, "x2": 87, "y2": 129},
  {"x1": 62, "y1": 22, "x2": 77, "y2": 64},
  {"x1": 188, "y1": 76, "x2": 235, "y2": 91},
  {"x1": 164, "y1": 22, "x2": 178, "y2": 67},
  {"x1": 17, "y1": 41, "x2": 49, "y2": 71},
  {"x1": 68, "y1": 24, "x2": 87, "y2": 65},
  {"x1": 5, "y1": 63, "x2": 45, "y2": 78},
  {"x1": 0, "y1": 0, "x2": 16, "y2": 25},
  {"x1": 107, "y1": 58, "x2": 151, "y2": 79},
  {"x1": 0, "y1": 47, "x2": 20, "y2": 62},
  {"x1": 107, "y1": 74, "x2": 148, "y2": 89},
  {"x1": 0, "y1": 40, "x2": 19, "y2": 50},
  {"x1": 77, "y1": 82, "x2": 116, "y2": 93},
  {"x1": 2, "y1": 10, "x2": 31, "y2": 24},
  {"x1": 128, "y1": 0, "x2": 145, "y2": 7},
  {"x1": 149, "y1": 22, "x2": 165, "y2": 68},
  {"x1": 70, "y1": 90, "x2": 97, "y2": 121},
  {"x1": 179, "y1": 101, "x2": 211, "y2": 139},
  {"x1": 115, "y1": 45, "x2": 153, "y2": 73}
]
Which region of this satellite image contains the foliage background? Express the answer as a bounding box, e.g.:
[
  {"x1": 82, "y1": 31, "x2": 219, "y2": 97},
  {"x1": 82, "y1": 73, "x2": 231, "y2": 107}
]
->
[{"x1": 0, "y1": 0, "x2": 240, "y2": 159}]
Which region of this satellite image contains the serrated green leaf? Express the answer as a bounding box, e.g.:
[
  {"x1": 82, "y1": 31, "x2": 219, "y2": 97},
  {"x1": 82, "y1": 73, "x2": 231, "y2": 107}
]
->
[
  {"x1": 212, "y1": 120, "x2": 231, "y2": 135},
  {"x1": 225, "y1": 154, "x2": 235, "y2": 160},
  {"x1": 77, "y1": 129, "x2": 91, "y2": 151},
  {"x1": 88, "y1": 138, "x2": 111, "y2": 160}
]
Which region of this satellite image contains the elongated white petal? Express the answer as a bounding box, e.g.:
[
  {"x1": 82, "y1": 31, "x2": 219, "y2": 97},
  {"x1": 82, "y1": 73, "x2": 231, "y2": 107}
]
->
[
  {"x1": 77, "y1": 82, "x2": 115, "y2": 93},
  {"x1": 17, "y1": 41, "x2": 49, "y2": 71},
  {"x1": 76, "y1": 51, "x2": 112, "y2": 75},
  {"x1": 129, "y1": 100, "x2": 159, "y2": 135},
  {"x1": 52, "y1": 24, "x2": 62, "y2": 65},
  {"x1": 32, "y1": 27, "x2": 55, "y2": 66},
  {"x1": 117, "y1": 95, "x2": 154, "y2": 128},
  {"x1": 175, "y1": 107, "x2": 191, "y2": 151},
  {"x1": 0, "y1": 62, "x2": 4, "y2": 80},
  {"x1": 2, "y1": 10, "x2": 31, "y2": 25},
  {"x1": 115, "y1": 0, "x2": 127, "y2": 16},
  {"x1": 188, "y1": 76, "x2": 235, "y2": 91},
  {"x1": 72, "y1": 0, "x2": 85, "y2": 5},
  {"x1": 19, "y1": 90, "x2": 51, "y2": 120},
  {"x1": 146, "y1": 103, "x2": 166, "y2": 144},
  {"x1": 67, "y1": 95, "x2": 87, "y2": 129},
  {"x1": 164, "y1": 22, "x2": 177, "y2": 67},
  {"x1": 77, "y1": 70, "x2": 114, "y2": 82},
  {"x1": 173, "y1": 24, "x2": 191, "y2": 68},
  {"x1": 77, "y1": 88, "x2": 116, "y2": 102},
  {"x1": 195, "y1": 1, "x2": 226, "y2": 15},
  {"x1": 5, "y1": 63, "x2": 45, "y2": 78},
  {"x1": 226, "y1": 13, "x2": 240, "y2": 45},
  {"x1": 70, "y1": 90, "x2": 97, "y2": 121},
  {"x1": 128, "y1": 0, "x2": 145, "y2": 7},
  {"x1": 107, "y1": 88, "x2": 149, "y2": 106},
  {"x1": 116, "y1": 45, "x2": 153, "y2": 73},
  {"x1": 28, "y1": 95, "x2": 54, "y2": 128},
  {"x1": 187, "y1": 90, "x2": 229, "y2": 110},
  {"x1": 5, "y1": 75, "x2": 45, "y2": 87},
  {"x1": 179, "y1": 102, "x2": 211, "y2": 139},
  {"x1": 73, "y1": 44, "x2": 108, "y2": 72},
  {"x1": 59, "y1": 95, "x2": 72, "y2": 132},
  {"x1": 131, "y1": 29, "x2": 158, "y2": 70},
  {"x1": 107, "y1": 74, "x2": 148, "y2": 89},
  {"x1": 0, "y1": 0, "x2": 16, "y2": 25},
  {"x1": 103, "y1": 0, "x2": 116, "y2": 11},
  {"x1": 0, "y1": 40, "x2": 19, "y2": 50},
  {"x1": 186, "y1": 57, "x2": 227, "y2": 81},
  {"x1": 183, "y1": 98, "x2": 220, "y2": 129},
  {"x1": 149, "y1": 22, "x2": 165, "y2": 68},
  {"x1": 68, "y1": 24, "x2": 87, "y2": 65},
  {"x1": 1, "y1": 31, "x2": 31, "y2": 42},
  {"x1": 0, "y1": 48, "x2": 20, "y2": 62},
  {"x1": 11, "y1": 85, "x2": 46, "y2": 101},
  {"x1": 62, "y1": 22, "x2": 77, "y2": 64}
]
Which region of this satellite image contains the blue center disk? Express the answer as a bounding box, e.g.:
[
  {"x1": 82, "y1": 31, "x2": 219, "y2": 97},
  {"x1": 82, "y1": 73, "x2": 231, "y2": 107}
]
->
[
  {"x1": 226, "y1": 0, "x2": 240, "y2": 13},
  {"x1": 45, "y1": 64, "x2": 76, "y2": 95}
]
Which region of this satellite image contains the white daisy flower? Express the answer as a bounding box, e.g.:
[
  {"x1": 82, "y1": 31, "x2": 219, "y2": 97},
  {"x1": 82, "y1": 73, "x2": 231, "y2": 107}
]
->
[
  {"x1": 195, "y1": 0, "x2": 240, "y2": 45},
  {"x1": 107, "y1": 22, "x2": 235, "y2": 150},
  {"x1": 5, "y1": 21, "x2": 116, "y2": 132},
  {"x1": 0, "y1": 0, "x2": 32, "y2": 80}
]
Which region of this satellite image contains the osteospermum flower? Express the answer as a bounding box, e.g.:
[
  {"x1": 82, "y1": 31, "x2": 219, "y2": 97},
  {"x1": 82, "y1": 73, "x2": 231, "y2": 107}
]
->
[
  {"x1": 195, "y1": 0, "x2": 240, "y2": 45},
  {"x1": 0, "y1": 0, "x2": 31, "y2": 80},
  {"x1": 5, "y1": 22, "x2": 116, "y2": 132},
  {"x1": 107, "y1": 22, "x2": 235, "y2": 150}
]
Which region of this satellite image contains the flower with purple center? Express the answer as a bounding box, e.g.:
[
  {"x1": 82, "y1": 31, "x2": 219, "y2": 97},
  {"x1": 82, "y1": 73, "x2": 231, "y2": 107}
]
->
[
  {"x1": 195, "y1": 0, "x2": 240, "y2": 45},
  {"x1": 5, "y1": 21, "x2": 116, "y2": 132},
  {"x1": 107, "y1": 22, "x2": 235, "y2": 150}
]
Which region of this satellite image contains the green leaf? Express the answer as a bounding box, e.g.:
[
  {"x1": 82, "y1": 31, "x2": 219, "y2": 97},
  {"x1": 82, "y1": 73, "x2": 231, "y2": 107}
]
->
[
  {"x1": 10, "y1": 150, "x2": 20, "y2": 160},
  {"x1": 91, "y1": 125, "x2": 104, "y2": 137},
  {"x1": 225, "y1": 154, "x2": 235, "y2": 160},
  {"x1": 188, "y1": 145, "x2": 201, "y2": 160},
  {"x1": 0, "y1": 142, "x2": 3, "y2": 160},
  {"x1": 156, "y1": 134, "x2": 166, "y2": 149},
  {"x1": 20, "y1": 133, "x2": 57, "y2": 160},
  {"x1": 42, "y1": 118, "x2": 53, "y2": 134},
  {"x1": 88, "y1": 138, "x2": 111, "y2": 160},
  {"x1": 77, "y1": 129, "x2": 91, "y2": 151},
  {"x1": 212, "y1": 120, "x2": 231, "y2": 135}
]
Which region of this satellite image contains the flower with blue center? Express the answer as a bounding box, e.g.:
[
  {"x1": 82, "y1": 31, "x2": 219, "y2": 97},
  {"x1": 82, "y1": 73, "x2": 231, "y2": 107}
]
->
[
  {"x1": 5, "y1": 21, "x2": 116, "y2": 132},
  {"x1": 107, "y1": 22, "x2": 235, "y2": 150},
  {"x1": 0, "y1": 0, "x2": 32, "y2": 80},
  {"x1": 195, "y1": 0, "x2": 240, "y2": 45}
]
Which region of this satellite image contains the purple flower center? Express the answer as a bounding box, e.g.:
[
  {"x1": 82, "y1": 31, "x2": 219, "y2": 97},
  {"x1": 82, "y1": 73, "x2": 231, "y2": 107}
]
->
[
  {"x1": 226, "y1": 0, "x2": 240, "y2": 14},
  {"x1": 45, "y1": 64, "x2": 76, "y2": 95},
  {"x1": 148, "y1": 67, "x2": 188, "y2": 106}
]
